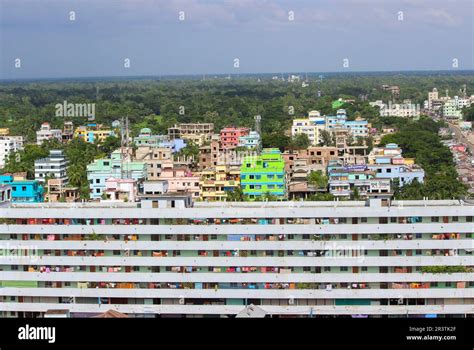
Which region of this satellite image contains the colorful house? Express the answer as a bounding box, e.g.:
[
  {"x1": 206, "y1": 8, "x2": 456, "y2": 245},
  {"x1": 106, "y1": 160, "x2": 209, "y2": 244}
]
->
[
  {"x1": 86, "y1": 150, "x2": 147, "y2": 199},
  {"x1": 74, "y1": 124, "x2": 114, "y2": 144},
  {"x1": 200, "y1": 164, "x2": 240, "y2": 201},
  {"x1": 240, "y1": 148, "x2": 286, "y2": 200},
  {"x1": 220, "y1": 127, "x2": 250, "y2": 149},
  {"x1": 0, "y1": 174, "x2": 44, "y2": 203}
]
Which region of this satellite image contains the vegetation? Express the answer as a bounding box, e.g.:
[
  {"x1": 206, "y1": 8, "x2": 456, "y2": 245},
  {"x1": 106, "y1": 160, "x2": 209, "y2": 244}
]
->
[
  {"x1": 379, "y1": 117, "x2": 467, "y2": 200},
  {"x1": 421, "y1": 266, "x2": 468, "y2": 273}
]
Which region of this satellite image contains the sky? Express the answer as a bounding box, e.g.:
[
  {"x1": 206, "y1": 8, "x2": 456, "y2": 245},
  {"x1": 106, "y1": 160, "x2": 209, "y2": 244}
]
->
[{"x1": 0, "y1": 0, "x2": 473, "y2": 79}]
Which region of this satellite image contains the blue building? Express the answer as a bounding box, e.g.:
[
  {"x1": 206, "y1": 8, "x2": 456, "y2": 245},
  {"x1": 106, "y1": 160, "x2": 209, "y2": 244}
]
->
[{"x1": 0, "y1": 175, "x2": 44, "y2": 203}]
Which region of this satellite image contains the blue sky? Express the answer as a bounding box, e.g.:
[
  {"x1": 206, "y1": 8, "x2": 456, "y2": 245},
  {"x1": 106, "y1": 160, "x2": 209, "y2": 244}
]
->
[{"x1": 0, "y1": 0, "x2": 473, "y2": 79}]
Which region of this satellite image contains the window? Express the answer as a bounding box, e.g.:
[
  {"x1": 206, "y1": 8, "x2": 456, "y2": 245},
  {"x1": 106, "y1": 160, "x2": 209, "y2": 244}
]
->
[
  {"x1": 452, "y1": 216, "x2": 458, "y2": 222},
  {"x1": 390, "y1": 217, "x2": 397, "y2": 223},
  {"x1": 467, "y1": 216, "x2": 473, "y2": 222},
  {"x1": 340, "y1": 266, "x2": 348, "y2": 272},
  {"x1": 431, "y1": 216, "x2": 439, "y2": 222},
  {"x1": 361, "y1": 217, "x2": 367, "y2": 223},
  {"x1": 324, "y1": 266, "x2": 330, "y2": 272},
  {"x1": 379, "y1": 217, "x2": 388, "y2": 224},
  {"x1": 361, "y1": 266, "x2": 368, "y2": 271},
  {"x1": 415, "y1": 250, "x2": 422, "y2": 255}
]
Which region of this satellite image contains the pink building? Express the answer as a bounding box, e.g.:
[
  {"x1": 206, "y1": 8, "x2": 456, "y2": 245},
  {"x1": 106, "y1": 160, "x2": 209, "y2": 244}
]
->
[
  {"x1": 102, "y1": 177, "x2": 137, "y2": 202},
  {"x1": 220, "y1": 127, "x2": 249, "y2": 149},
  {"x1": 158, "y1": 163, "x2": 200, "y2": 198}
]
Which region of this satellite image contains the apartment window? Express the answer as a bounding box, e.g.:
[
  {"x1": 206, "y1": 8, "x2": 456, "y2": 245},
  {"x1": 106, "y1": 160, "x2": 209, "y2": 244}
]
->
[
  {"x1": 415, "y1": 250, "x2": 422, "y2": 255},
  {"x1": 386, "y1": 169, "x2": 391, "y2": 173},
  {"x1": 340, "y1": 234, "x2": 347, "y2": 239},
  {"x1": 340, "y1": 266, "x2": 348, "y2": 272},
  {"x1": 361, "y1": 266, "x2": 368, "y2": 272},
  {"x1": 452, "y1": 216, "x2": 458, "y2": 222},
  {"x1": 361, "y1": 234, "x2": 368, "y2": 239},
  {"x1": 324, "y1": 266, "x2": 331, "y2": 272},
  {"x1": 416, "y1": 233, "x2": 422, "y2": 239},
  {"x1": 113, "y1": 250, "x2": 120, "y2": 255},
  {"x1": 303, "y1": 266, "x2": 311, "y2": 272},
  {"x1": 467, "y1": 216, "x2": 473, "y2": 222},
  {"x1": 379, "y1": 217, "x2": 388, "y2": 224},
  {"x1": 445, "y1": 282, "x2": 452, "y2": 287},
  {"x1": 390, "y1": 217, "x2": 397, "y2": 223},
  {"x1": 361, "y1": 217, "x2": 367, "y2": 223},
  {"x1": 431, "y1": 282, "x2": 438, "y2": 287},
  {"x1": 431, "y1": 216, "x2": 439, "y2": 222}
]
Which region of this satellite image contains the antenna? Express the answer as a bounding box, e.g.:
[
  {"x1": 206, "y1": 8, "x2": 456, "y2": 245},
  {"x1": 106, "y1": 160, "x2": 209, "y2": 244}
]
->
[{"x1": 254, "y1": 115, "x2": 262, "y2": 154}]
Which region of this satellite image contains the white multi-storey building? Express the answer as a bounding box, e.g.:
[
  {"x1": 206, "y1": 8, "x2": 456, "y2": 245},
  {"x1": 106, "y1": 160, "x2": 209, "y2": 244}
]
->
[
  {"x1": 0, "y1": 199, "x2": 472, "y2": 318},
  {"x1": 0, "y1": 136, "x2": 23, "y2": 169},
  {"x1": 292, "y1": 111, "x2": 326, "y2": 145},
  {"x1": 36, "y1": 122, "x2": 62, "y2": 145},
  {"x1": 34, "y1": 150, "x2": 69, "y2": 183}
]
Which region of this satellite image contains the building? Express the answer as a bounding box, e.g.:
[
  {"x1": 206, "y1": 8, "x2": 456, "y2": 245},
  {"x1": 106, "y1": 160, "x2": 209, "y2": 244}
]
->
[
  {"x1": 168, "y1": 123, "x2": 214, "y2": 146},
  {"x1": 157, "y1": 162, "x2": 200, "y2": 198},
  {"x1": 283, "y1": 146, "x2": 338, "y2": 173},
  {"x1": 0, "y1": 184, "x2": 12, "y2": 204},
  {"x1": 292, "y1": 111, "x2": 326, "y2": 145},
  {"x1": 0, "y1": 199, "x2": 472, "y2": 317},
  {"x1": 240, "y1": 148, "x2": 286, "y2": 200},
  {"x1": 45, "y1": 179, "x2": 79, "y2": 203},
  {"x1": 367, "y1": 143, "x2": 424, "y2": 186},
  {"x1": 199, "y1": 137, "x2": 221, "y2": 170},
  {"x1": 0, "y1": 135, "x2": 23, "y2": 169},
  {"x1": 200, "y1": 165, "x2": 240, "y2": 201},
  {"x1": 34, "y1": 150, "x2": 69, "y2": 184},
  {"x1": 0, "y1": 128, "x2": 10, "y2": 136},
  {"x1": 62, "y1": 121, "x2": 74, "y2": 143},
  {"x1": 36, "y1": 122, "x2": 62, "y2": 145},
  {"x1": 74, "y1": 124, "x2": 115, "y2": 144},
  {"x1": 133, "y1": 128, "x2": 187, "y2": 152},
  {"x1": 135, "y1": 147, "x2": 173, "y2": 181},
  {"x1": 238, "y1": 131, "x2": 261, "y2": 149},
  {"x1": 0, "y1": 174, "x2": 43, "y2": 202},
  {"x1": 220, "y1": 127, "x2": 250, "y2": 149},
  {"x1": 328, "y1": 164, "x2": 392, "y2": 199},
  {"x1": 102, "y1": 178, "x2": 138, "y2": 203},
  {"x1": 345, "y1": 119, "x2": 369, "y2": 138},
  {"x1": 442, "y1": 100, "x2": 463, "y2": 119},
  {"x1": 87, "y1": 150, "x2": 147, "y2": 199}
]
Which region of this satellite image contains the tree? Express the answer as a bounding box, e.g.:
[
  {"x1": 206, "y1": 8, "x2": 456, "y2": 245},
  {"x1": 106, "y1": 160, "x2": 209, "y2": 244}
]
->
[
  {"x1": 319, "y1": 130, "x2": 335, "y2": 146},
  {"x1": 307, "y1": 170, "x2": 328, "y2": 190},
  {"x1": 290, "y1": 133, "x2": 310, "y2": 149},
  {"x1": 225, "y1": 187, "x2": 245, "y2": 202}
]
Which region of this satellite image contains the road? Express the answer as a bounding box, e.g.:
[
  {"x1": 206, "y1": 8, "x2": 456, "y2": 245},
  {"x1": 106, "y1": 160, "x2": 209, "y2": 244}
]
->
[{"x1": 447, "y1": 122, "x2": 474, "y2": 154}]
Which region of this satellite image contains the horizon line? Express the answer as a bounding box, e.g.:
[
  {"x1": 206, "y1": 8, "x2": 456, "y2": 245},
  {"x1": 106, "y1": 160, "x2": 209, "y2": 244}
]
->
[{"x1": 1, "y1": 69, "x2": 474, "y2": 83}]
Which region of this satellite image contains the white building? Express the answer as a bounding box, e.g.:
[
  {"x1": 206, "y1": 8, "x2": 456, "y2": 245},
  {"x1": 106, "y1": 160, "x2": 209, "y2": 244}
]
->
[
  {"x1": 34, "y1": 150, "x2": 69, "y2": 183},
  {"x1": 292, "y1": 111, "x2": 326, "y2": 145},
  {"x1": 0, "y1": 199, "x2": 472, "y2": 318},
  {"x1": 36, "y1": 122, "x2": 62, "y2": 145},
  {"x1": 443, "y1": 100, "x2": 463, "y2": 119},
  {"x1": 0, "y1": 136, "x2": 23, "y2": 169}
]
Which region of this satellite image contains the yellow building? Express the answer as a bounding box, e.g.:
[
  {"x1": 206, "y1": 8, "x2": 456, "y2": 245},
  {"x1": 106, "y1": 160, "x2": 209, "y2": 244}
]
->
[
  {"x1": 0, "y1": 128, "x2": 10, "y2": 136},
  {"x1": 200, "y1": 165, "x2": 240, "y2": 201},
  {"x1": 74, "y1": 124, "x2": 114, "y2": 144}
]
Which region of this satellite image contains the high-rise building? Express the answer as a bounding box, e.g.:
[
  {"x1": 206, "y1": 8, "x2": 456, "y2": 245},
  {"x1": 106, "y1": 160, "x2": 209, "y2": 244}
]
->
[{"x1": 0, "y1": 199, "x2": 471, "y2": 317}]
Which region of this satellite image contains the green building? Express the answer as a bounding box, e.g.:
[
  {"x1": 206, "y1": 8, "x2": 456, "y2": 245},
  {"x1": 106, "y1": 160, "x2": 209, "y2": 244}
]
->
[{"x1": 240, "y1": 148, "x2": 285, "y2": 200}]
